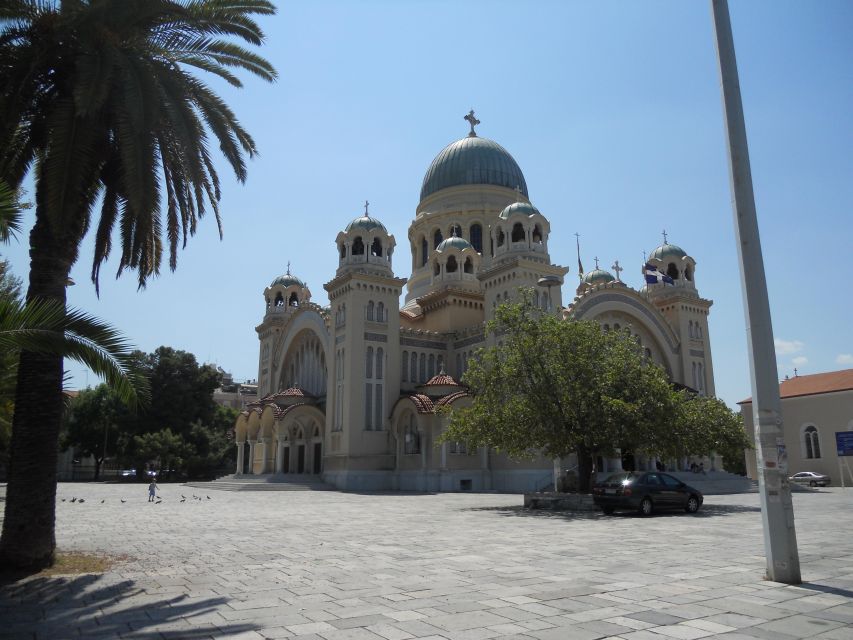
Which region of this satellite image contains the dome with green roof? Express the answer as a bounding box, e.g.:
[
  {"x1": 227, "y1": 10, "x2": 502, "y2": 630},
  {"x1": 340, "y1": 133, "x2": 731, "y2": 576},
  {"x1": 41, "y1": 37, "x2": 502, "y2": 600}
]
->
[
  {"x1": 420, "y1": 136, "x2": 528, "y2": 201},
  {"x1": 649, "y1": 242, "x2": 687, "y2": 261},
  {"x1": 270, "y1": 273, "x2": 306, "y2": 289},
  {"x1": 345, "y1": 215, "x2": 387, "y2": 233},
  {"x1": 436, "y1": 235, "x2": 473, "y2": 252},
  {"x1": 581, "y1": 268, "x2": 615, "y2": 286},
  {"x1": 498, "y1": 201, "x2": 540, "y2": 220}
]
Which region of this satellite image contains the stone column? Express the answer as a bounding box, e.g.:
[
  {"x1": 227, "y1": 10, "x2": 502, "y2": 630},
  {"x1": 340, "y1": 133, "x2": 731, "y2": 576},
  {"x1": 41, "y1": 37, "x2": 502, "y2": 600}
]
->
[
  {"x1": 275, "y1": 439, "x2": 284, "y2": 473},
  {"x1": 480, "y1": 446, "x2": 492, "y2": 490},
  {"x1": 235, "y1": 442, "x2": 244, "y2": 475},
  {"x1": 247, "y1": 440, "x2": 257, "y2": 474},
  {"x1": 259, "y1": 437, "x2": 269, "y2": 474},
  {"x1": 440, "y1": 442, "x2": 448, "y2": 470}
]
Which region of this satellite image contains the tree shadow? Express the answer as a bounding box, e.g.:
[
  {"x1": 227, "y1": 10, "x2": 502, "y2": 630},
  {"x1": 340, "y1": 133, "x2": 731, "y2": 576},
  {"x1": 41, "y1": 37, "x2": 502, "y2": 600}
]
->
[
  {"x1": 462, "y1": 501, "x2": 762, "y2": 521},
  {"x1": 0, "y1": 573, "x2": 259, "y2": 639}
]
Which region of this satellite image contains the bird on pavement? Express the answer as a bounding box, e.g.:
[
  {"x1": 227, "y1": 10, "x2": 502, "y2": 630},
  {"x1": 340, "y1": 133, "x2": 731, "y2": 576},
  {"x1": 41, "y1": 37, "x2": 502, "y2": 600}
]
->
[
  {"x1": 180, "y1": 498, "x2": 186, "y2": 503},
  {"x1": 206, "y1": 496, "x2": 211, "y2": 500},
  {"x1": 181, "y1": 494, "x2": 186, "y2": 499},
  {"x1": 61, "y1": 498, "x2": 66, "y2": 502},
  {"x1": 155, "y1": 499, "x2": 162, "y2": 504},
  {"x1": 101, "y1": 499, "x2": 105, "y2": 504},
  {"x1": 120, "y1": 499, "x2": 126, "y2": 503},
  {"x1": 70, "y1": 497, "x2": 77, "y2": 503},
  {"x1": 78, "y1": 499, "x2": 85, "y2": 503}
]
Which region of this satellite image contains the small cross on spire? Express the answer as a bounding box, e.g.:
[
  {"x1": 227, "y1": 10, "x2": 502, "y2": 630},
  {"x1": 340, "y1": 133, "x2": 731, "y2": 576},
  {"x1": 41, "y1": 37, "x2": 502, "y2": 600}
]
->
[
  {"x1": 662, "y1": 229, "x2": 668, "y2": 243},
  {"x1": 286, "y1": 260, "x2": 291, "y2": 275},
  {"x1": 612, "y1": 260, "x2": 623, "y2": 282},
  {"x1": 643, "y1": 250, "x2": 647, "y2": 263},
  {"x1": 364, "y1": 200, "x2": 369, "y2": 216},
  {"x1": 594, "y1": 256, "x2": 600, "y2": 270},
  {"x1": 464, "y1": 109, "x2": 480, "y2": 137}
]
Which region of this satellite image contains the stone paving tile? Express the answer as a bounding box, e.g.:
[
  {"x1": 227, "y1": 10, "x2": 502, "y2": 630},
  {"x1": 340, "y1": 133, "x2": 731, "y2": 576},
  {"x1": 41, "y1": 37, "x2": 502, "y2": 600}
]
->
[{"x1": 1, "y1": 486, "x2": 853, "y2": 640}]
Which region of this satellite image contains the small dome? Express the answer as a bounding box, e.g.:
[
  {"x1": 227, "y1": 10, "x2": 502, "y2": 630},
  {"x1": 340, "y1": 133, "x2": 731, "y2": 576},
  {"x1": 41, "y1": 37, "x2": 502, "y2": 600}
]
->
[
  {"x1": 498, "y1": 201, "x2": 540, "y2": 220},
  {"x1": 436, "y1": 235, "x2": 473, "y2": 252},
  {"x1": 582, "y1": 268, "x2": 615, "y2": 285},
  {"x1": 649, "y1": 242, "x2": 687, "y2": 261},
  {"x1": 421, "y1": 136, "x2": 528, "y2": 201},
  {"x1": 270, "y1": 273, "x2": 306, "y2": 288},
  {"x1": 345, "y1": 215, "x2": 387, "y2": 233}
]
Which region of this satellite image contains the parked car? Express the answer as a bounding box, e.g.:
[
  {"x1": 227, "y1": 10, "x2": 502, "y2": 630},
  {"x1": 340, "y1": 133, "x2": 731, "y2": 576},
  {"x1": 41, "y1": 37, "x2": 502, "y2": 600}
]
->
[
  {"x1": 788, "y1": 471, "x2": 830, "y2": 487},
  {"x1": 593, "y1": 471, "x2": 703, "y2": 516}
]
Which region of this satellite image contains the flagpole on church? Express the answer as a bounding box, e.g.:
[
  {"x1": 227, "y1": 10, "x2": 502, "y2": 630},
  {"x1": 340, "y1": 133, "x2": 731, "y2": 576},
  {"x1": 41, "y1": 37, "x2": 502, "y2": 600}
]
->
[{"x1": 710, "y1": 0, "x2": 800, "y2": 583}]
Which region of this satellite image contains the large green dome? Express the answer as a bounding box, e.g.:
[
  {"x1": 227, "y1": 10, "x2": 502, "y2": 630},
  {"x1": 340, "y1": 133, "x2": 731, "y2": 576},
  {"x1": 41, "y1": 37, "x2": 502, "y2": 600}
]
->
[
  {"x1": 436, "y1": 235, "x2": 473, "y2": 252},
  {"x1": 270, "y1": 273, "x2": 305, "y2": 288},
  {"x1": 649, "y1": 242, "x2": 687, "y2": 261},
  {"x1": 499, "y1": 201, "x2": 541, "y2": 220},
  {"x1": 420, "y1": 136, "x2": 528, "y2": 201},
  {"x1": 582, "y1": 268, "x2": 615, "y2": 286},
  {"x1": 345, "y1": 215, "x2": 387, "y2": 233}
]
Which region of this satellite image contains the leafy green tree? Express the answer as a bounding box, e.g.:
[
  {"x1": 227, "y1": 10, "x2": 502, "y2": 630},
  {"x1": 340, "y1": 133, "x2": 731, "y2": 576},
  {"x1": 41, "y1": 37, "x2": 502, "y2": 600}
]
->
[
  {"x1": 674, "y1": 392, "x2": 751, "y2": 475},
  {"x1": 442, "y1": 291, "x2": 747, "y2": 492},
  {"x1": 133, "y1": 428, "x2": 188, "y2": 478},
  {"x1": 62, "y1": 384, "x2": 129, "y2": 480},
  {"x1": 0, "y1": 0, "x2": 276, "y2": 569}
]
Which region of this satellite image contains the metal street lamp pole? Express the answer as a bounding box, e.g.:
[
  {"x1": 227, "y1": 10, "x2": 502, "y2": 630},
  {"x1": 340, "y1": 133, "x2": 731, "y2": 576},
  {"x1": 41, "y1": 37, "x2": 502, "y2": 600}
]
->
[{"x1": 710, "y1": 0, "x2": 800, "y2": 583}]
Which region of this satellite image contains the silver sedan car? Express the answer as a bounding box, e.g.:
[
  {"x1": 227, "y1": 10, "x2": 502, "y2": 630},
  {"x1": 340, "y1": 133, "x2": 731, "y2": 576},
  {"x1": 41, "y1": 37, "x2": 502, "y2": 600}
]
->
[{"x1": 788, "y1": 471, "x2": 830, "y2": 487}]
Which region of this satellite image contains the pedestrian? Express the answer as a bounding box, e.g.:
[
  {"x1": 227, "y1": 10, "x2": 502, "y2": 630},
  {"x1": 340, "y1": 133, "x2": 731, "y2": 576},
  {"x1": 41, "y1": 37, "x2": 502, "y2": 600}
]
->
[{"x1": 148, "y1": 478, "x2": 158, "y2": 502}]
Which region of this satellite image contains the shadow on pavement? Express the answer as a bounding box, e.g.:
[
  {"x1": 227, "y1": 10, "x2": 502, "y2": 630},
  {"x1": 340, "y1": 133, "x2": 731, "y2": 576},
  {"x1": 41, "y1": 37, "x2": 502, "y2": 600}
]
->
[
  {"x1": 463, "y1": 501, "x2": 762, "y2": 520},
  {"x1": 0, "y1": 573, "x2": 258, "y2": 639},
  {"x1": 799, "y1": 582, "x2": 853, "y2": 599}
]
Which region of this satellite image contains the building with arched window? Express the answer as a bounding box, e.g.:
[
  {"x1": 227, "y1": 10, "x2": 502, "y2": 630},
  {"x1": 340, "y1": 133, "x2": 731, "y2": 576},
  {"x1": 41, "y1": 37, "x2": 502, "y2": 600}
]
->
[
  {"x1": 740, "y1": 369, "x2": 853, "y2": 484},
  {"x1": 234, "y1": 115, "x2": 719, "y2": 491}
]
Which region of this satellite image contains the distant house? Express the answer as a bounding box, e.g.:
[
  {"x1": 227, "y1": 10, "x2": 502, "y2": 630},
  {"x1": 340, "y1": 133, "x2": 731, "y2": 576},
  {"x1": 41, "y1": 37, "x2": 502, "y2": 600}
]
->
[
  {"x1": 739, "y1": 369, "x2": 853, "y2": 484},
  {"x1": 212, "y1": 369, "x2": 258, "y2": 411}
]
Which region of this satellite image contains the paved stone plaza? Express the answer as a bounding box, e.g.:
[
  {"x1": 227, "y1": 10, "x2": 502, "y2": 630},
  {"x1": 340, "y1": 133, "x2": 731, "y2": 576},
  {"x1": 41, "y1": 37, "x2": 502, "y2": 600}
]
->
[{"x1": 1, "y1": 485, "x2": 852, "y2": 640}]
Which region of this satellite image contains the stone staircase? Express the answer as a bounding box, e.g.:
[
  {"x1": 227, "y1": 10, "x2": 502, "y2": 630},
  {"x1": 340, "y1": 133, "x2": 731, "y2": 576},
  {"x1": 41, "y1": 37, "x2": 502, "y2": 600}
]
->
[{"x1": 184, "y1": 473, "x2": 335, "y2": 492}]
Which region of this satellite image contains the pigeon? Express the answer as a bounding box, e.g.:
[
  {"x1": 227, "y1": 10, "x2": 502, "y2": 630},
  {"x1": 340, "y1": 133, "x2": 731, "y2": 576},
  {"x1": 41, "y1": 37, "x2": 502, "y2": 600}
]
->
[
  {"x1": 180, "y1": 498, "x2": 186, "y2": 503},
  {"x1": 155, "y1": 499, "x2": 162, "y2": 504},
  {"x1": 181, "y1": 494, "x2": 186, "y2": 499},
  {"x1": 206, "y1": 496, "x2": 211, "y2": 500},
  {"x1": 78, "y1": 499, "x2": 85, "y2": 503},
  {"x1": 61, "y1": 499, "x2": 66, "y2": 502},
  {"x1": 70, "y1": 497, "x2": 77, "y2": 503},
  {"x1": 101, "y1": 499, "x2": 105, "y2": 504},
  {"x1": 121, "y1": 499, "x2": 126, "y2": 503}
]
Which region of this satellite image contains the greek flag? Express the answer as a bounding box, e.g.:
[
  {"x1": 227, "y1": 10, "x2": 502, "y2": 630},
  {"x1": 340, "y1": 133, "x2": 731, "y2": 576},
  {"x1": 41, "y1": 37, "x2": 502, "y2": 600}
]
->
[{"x1": 644, "y1": 263, "x2": 673, "y2": 285}]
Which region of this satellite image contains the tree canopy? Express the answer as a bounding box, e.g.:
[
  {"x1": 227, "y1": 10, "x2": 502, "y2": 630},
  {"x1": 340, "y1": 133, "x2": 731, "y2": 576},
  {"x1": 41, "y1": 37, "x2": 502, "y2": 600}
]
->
[{"x1": 441, "y1": 290, "x2": 750, "y2": 491}]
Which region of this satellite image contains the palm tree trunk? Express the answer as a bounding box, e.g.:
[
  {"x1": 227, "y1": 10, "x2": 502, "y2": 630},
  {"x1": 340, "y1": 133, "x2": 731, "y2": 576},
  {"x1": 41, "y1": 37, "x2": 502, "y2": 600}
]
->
[{"x1": 0, "y1": 216, "x2": 73, "y2": 569}]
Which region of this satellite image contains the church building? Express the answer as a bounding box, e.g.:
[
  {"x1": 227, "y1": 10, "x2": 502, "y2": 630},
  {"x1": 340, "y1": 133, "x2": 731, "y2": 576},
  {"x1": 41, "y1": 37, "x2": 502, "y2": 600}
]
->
[{"x1": 233, "y1": 114, "x2": 716, "y2": 491}]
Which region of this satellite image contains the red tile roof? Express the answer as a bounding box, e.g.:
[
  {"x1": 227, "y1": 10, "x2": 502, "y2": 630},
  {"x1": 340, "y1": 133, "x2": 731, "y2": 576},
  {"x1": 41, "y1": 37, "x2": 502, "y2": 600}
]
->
[
  {"x1": 435, "y1": 391, "x2": 470, "y2": 407},
  {"x1": 739, "y1": 369, "x2": 853, "y2": 404},
  {"x1": 424, "y1": 372, "x2": 460, "y2": 387},
  {"x1": 406, "y1": 394, "x2": 435, "y2": 414}
]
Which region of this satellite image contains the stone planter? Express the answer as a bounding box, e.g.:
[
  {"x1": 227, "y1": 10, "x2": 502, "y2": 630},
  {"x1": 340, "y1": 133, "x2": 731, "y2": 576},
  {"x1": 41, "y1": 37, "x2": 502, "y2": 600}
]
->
[{"x1": 523, "y1": 492, "x2": 598, "y2": 511}]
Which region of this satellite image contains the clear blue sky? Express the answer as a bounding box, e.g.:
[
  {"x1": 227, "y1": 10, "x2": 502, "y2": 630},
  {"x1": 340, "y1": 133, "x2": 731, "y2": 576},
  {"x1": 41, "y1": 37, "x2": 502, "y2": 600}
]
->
[{"x1": 5, "y1": 0, "x2": 852, "y2": 408}]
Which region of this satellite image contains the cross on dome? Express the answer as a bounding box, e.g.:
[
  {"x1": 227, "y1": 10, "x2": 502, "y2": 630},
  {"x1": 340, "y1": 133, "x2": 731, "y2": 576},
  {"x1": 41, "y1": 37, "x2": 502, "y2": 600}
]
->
[
  {"x1": 364, "y1": 200, "x2": 369, "y2": 215},
  {"x1": 612, "y1": 260, "x2": 623, "y2": 282},
  {"x1": 662, "y1": 229, "x2": 668, "y2": 243},
  {"x1": 286, "y1": 261, "x2": 291, "y2": 275},
  {"x1": 594, "y1": 256, "x2": 600, "y2": 270},
  {"x1": 464, "y1": 109, "x2": 480, "y2": 137}
]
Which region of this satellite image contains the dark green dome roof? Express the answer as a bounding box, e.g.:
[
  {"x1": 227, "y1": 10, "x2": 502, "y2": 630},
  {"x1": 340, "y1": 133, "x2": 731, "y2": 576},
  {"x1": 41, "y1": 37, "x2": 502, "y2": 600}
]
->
[
  {"x1": 270, "y1": 273, "x2": 306, "y2": 288},
  {"x1": 649, "y1": 242, "x2": 687, "y2": 261},
  {"x1": 499, "y1": 201, "x2": 541, "y2": 220},
  {"x1": 345, "y1": 215, "x2": 387, "y2": 233},
  {"x1": 436, "y1": 235, "x2": 473, "y2": 252},
  {"x1": 420, "y1": 136, "x2": 528, "y2": 201},
  {"x1": 582, "y1": 268, "x2": 615, "y2": 285}
]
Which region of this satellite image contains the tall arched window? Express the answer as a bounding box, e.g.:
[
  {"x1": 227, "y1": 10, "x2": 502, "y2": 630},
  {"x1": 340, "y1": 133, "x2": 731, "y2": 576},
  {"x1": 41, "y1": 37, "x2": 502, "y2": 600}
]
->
[
  {"x1": 666, "y1": 262, "x2": 679, "y2": 280},
  {"x1": 428, "y1": 354, "x2": 435, "y2": 378},
  {"x1": 804, "y1": 426, "x2": 821, "y2": 459},
  {"x1": 421, "y1": 236, "x2": 428, "y2": 266},
  {"x1": 410, "y1": 352, "x2": 418, "y2": 383},
  {"x1": 352, "y1": 236, "x2": 364, "y2": 255},
  {"x1": 404, "y1": 415, "x2": 420, "y2": 454},
  {"x1": 366, "y1": 301, "x2": 374, "y2": 321},
  {"x1": 464, "y1": 257, "x2": 473, "y2": 274},
  {"x1": 446, "y1": 255, "x2": 458, "y2": 273},
  {"x1": 366, "y1": 346, "x2": 373, "y2": 378},
  {"x1": 419, "y1": 353, "x2": 426, "y2": 382},
  {"x1": 511, "y1": 222, "x2": 525, "y2": 243},
  {"x1": 371, "y1": 237, "x2": 383, "y2": 257},
  {"x1": 377, "y1": 301, "x2": 385, "y2": 322},
  {"x1": 497, "y1": 228, "x2": 505, "y2": 247},
  {"x1": 470, "y1": 224, "x2": 482, "y2": 252},
  {"x1": 376, "y1": 348, "x2": 384, "y2": 380},
  {"x1": 401, "y1": 351, "x2": 409, "y2": 382},
  {"x1": 433, "y1": 229, "x2": 443, "y2": 249}
]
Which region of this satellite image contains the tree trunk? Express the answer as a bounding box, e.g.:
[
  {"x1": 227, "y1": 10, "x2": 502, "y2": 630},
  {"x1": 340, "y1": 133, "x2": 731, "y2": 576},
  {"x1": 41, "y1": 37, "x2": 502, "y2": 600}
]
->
[
  {"x1": 0, "y1": 216, "x2": 73, "y2": 570},
  {"x1": 93, "y1": 457, "x2": 102, "y2": 481}
]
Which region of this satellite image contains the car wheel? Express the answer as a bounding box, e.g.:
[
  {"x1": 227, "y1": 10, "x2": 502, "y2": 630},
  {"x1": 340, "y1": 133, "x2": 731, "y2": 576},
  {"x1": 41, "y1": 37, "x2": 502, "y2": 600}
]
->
[
  {"x1": 602, "y1": 507, "x2": 614, "y2": 515},
  {"x1": 685, "y1": 495, "x2": 700, "y2": 513},
  {"x1": 809, "y1": 480, "x2": 816, "y2": 487},
  {"x1": 639, "y1": 497, "x2": 653, "y2": 516}
]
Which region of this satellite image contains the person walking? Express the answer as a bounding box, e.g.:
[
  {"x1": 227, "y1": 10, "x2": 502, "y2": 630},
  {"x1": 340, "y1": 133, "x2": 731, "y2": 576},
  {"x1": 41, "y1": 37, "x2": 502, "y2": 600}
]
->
[{"x1": 148, "y1": 478, "x2": 159, "y2": 502}]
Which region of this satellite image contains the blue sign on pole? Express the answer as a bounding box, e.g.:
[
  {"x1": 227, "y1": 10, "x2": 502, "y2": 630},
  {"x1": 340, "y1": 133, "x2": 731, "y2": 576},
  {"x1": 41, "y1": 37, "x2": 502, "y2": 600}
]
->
[{"x1": 835, "y1": 431, "x2": 853, "y2": 457}]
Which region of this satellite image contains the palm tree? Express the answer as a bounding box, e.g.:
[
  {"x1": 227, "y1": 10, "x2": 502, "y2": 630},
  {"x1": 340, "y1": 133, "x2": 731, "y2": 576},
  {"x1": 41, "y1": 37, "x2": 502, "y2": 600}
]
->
[{"x1": 0, "y1": 0, "x2": 276, "y2": 569}]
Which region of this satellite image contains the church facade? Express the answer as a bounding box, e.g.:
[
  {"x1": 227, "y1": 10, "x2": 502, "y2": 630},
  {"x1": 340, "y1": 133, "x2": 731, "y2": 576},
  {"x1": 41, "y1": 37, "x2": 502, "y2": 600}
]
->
[{"x1": 233, "y1": 116, "x2": 716, "y2": 492}]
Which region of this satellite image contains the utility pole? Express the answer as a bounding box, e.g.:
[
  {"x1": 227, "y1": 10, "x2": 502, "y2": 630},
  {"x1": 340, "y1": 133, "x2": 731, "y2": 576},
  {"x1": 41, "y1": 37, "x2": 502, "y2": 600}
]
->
[{"x1": 710, "y1": 0, "x2": 800, "y2": 583}]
